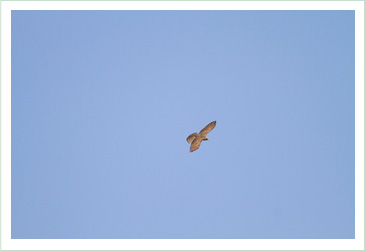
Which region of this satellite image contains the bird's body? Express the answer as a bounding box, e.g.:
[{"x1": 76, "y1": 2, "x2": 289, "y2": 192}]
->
[{"x1": 186, "y1": 121, "x2": 216, "y2": 152}]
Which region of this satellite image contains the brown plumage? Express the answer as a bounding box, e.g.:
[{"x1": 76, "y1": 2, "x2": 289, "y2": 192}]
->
[{"x1": 186, "y1": 121, "x2": 216, "y2": 152}]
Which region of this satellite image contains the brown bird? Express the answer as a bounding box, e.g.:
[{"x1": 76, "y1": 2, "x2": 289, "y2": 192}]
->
[{"x1": 186, "y1": 121, "x2": 216, "y2": 152}]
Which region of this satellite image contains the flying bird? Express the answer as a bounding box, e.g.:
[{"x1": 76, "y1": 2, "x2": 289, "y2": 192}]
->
[{"x1": 186, "y1": 121, "x2": 216, "y2": 152}]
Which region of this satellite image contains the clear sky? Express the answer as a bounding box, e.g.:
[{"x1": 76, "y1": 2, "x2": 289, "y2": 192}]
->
[{"x1": 11, "y1": 10, "x2": 354, "y2": 239}]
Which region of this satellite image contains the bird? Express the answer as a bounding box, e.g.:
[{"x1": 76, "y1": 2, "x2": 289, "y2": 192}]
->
[{"x1": 186, "y1": 121, "x2": 216, "y2": 152}]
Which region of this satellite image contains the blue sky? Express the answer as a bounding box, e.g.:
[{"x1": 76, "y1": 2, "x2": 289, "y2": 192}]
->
[{"x1": 11, "y1": 10, "x2": 354, "y2": 239}]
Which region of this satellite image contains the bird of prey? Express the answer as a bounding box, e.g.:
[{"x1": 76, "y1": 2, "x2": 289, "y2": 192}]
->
[{"x1": 186, "y1": 121, "x2": 216, "y2": 152}]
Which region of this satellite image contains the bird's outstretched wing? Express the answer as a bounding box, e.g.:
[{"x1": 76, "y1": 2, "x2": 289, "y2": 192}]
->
[
  {"x1": 190, "y1": 138, "x2": 203, "y2": 152},
  {"x1": 199, "y1": 121, "x2": 216, "y2": 137},
  {"x1": 186, "y1": 133, "x2": 198, "y2": 143}
]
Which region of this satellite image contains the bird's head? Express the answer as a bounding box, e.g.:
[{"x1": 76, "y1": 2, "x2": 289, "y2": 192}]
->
[{"x1": 203, "y1": 137, "x2": 209, "y2": 141}]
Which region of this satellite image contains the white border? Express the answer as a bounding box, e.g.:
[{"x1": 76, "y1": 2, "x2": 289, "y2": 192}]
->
[{"x1": 1, "y1": 1, "x2": 364, "y2": 250}]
